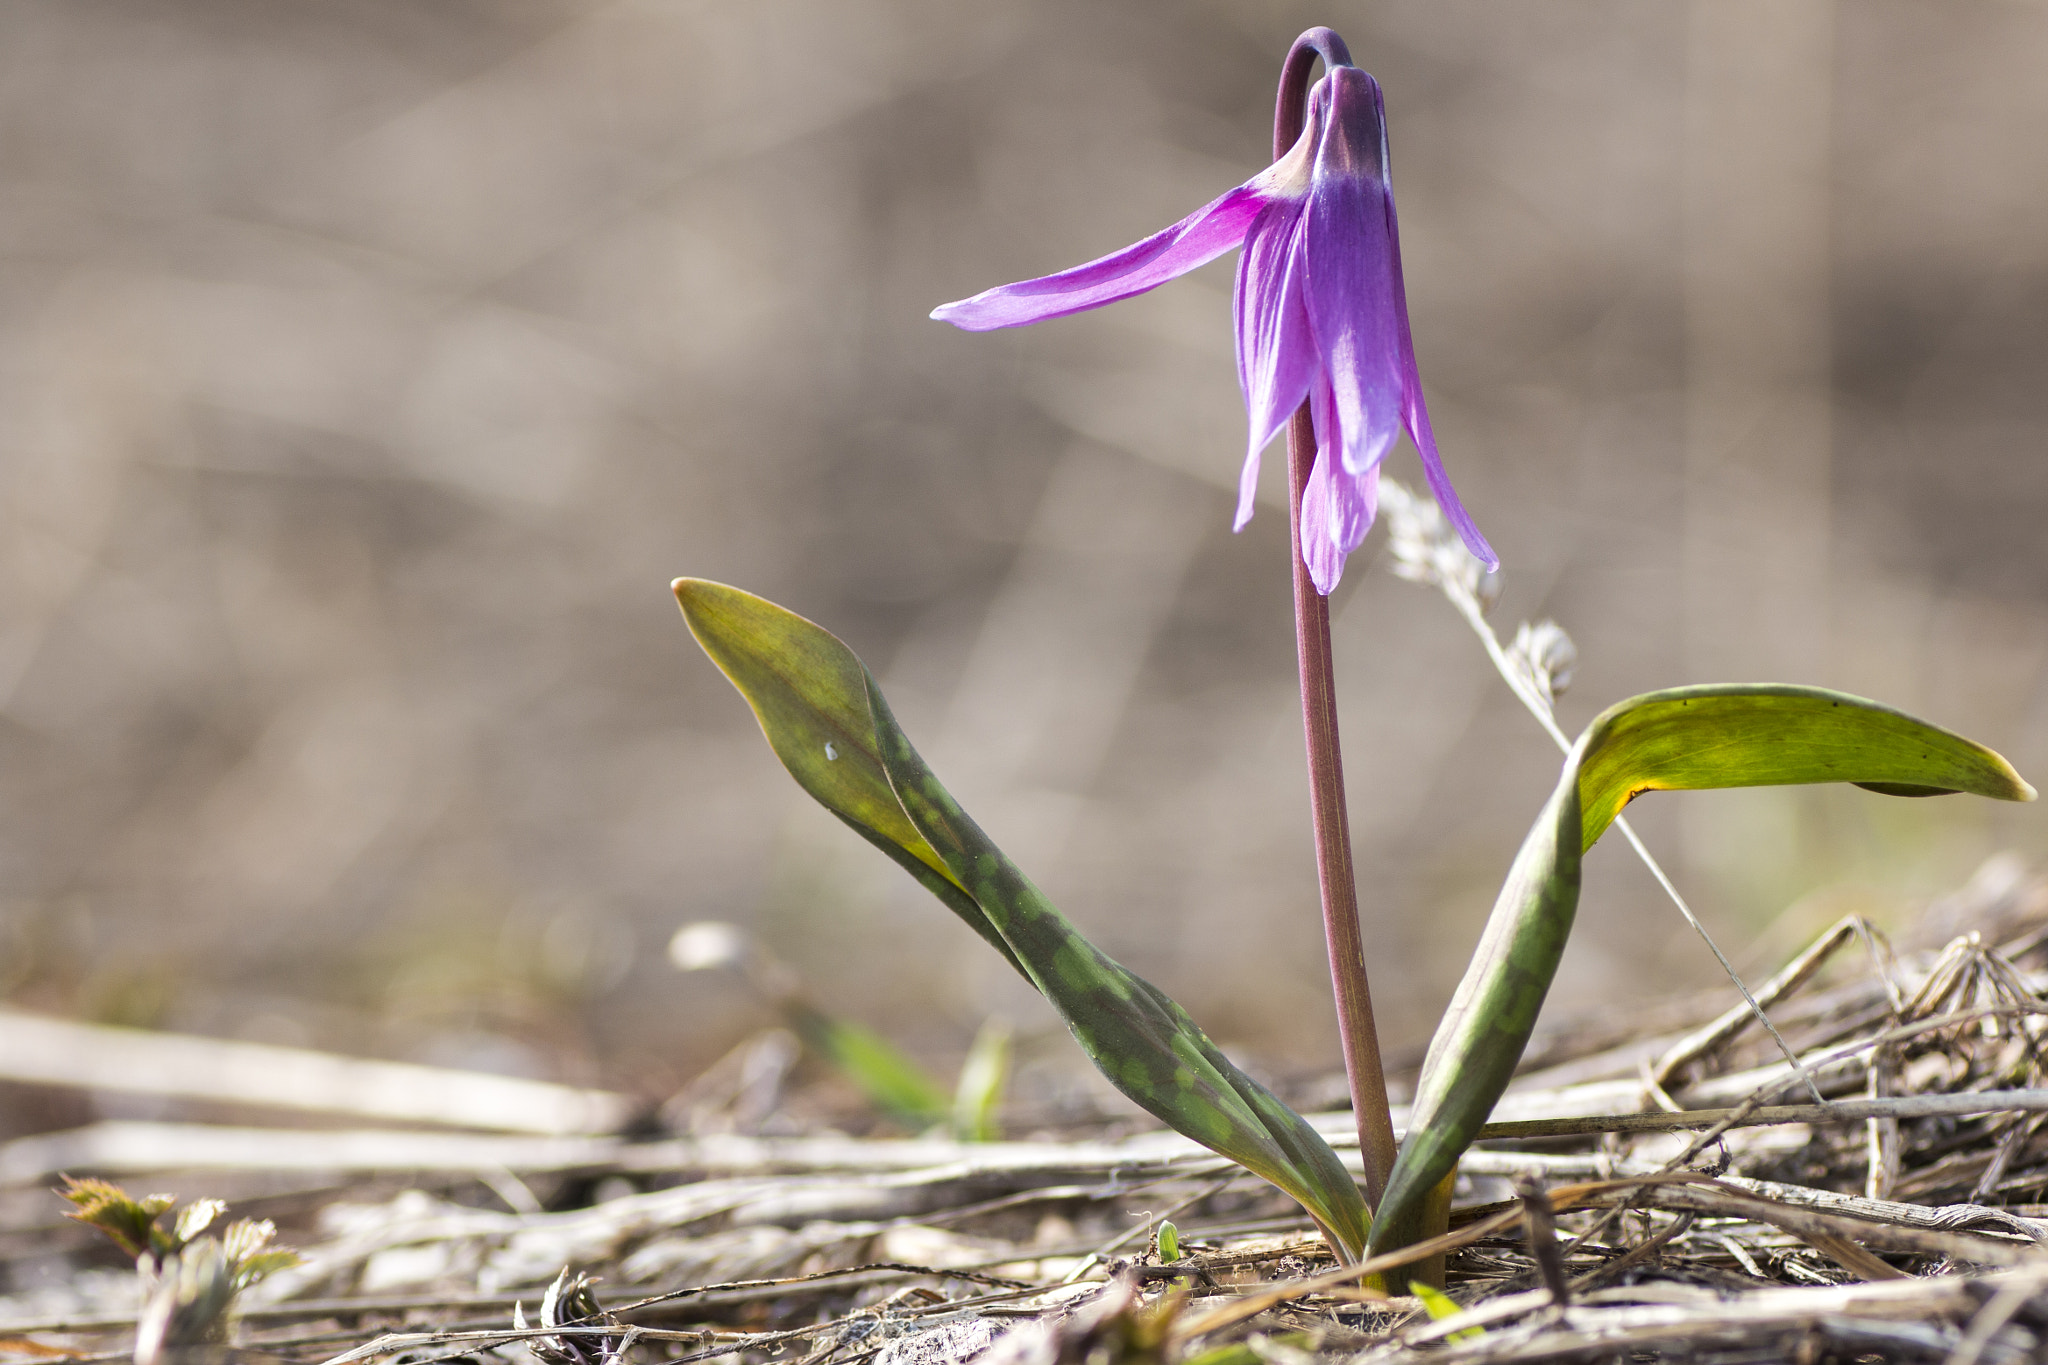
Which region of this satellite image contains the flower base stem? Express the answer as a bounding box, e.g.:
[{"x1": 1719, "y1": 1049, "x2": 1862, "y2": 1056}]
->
[
  {"x1": 1288, "y1": 406, "x2": 1398, "y2": 1208},
  {"x1": 1276, "y1": 27, "x2": 1400, "y2": 1212}
]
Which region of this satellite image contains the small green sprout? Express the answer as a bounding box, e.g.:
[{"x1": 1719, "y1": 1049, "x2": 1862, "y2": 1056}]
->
[
  {"x1": 60, "y1": 1178, "x2": 300, "y2": 1365},
  {"x1": 58, "y1": 1178, "x2": 179, "y2": 1262},
  {"x1": 952, "y1": 1017, "x2": 1013, "y2": 1143},
  {"x1": 60, "y1": 1177, "x2": 296, "y2": 1287},
  {"x1": 1411, "y1": 1283, "x2": 1482, "y2": 1342},
  {"x1": 669, "y1": 919, "x2": 1011, "y2": 1139},
  {"x1": 1154, "y1": 1219, "x2": 1180, "y2": 1264}
]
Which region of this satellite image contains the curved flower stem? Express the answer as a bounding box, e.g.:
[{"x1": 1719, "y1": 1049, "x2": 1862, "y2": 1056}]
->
[
  {"x1": 1276, "y1": 27, "x2": 1398, "y2": 1210},
  {"x1": 1275, "y1": 28, "x2": 1351, "y2": 138},
  {"x1": 1288, "y1": 412, "x2": 1398, "y2": 1208}
]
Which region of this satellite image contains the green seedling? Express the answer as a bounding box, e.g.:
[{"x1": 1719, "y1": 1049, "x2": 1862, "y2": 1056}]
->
[
  {"x1": 60, "y1": 1178, "x2": 299, "y2": 1365},
  {"x1": 1410, "y1": 1283, "x2": 1482, "y2": 1341},
  {"x1": 952, "y1": 1016, "x2": 1013, "y2": 1143},
  {"x1": 60, "y1": 1177, "x2": 297, "y2": 1287},
  {"x1": 670, "y1": 918, "x2": 1010, "y2": 1138},
  {"x1": 1155, "y1": 1219, "x2": 1180, "y2": 1264}
]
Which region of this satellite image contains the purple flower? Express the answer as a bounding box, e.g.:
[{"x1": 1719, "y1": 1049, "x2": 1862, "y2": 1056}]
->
[{"x1": 933, "y1": 64, "x2": 1495, "y2": 593}]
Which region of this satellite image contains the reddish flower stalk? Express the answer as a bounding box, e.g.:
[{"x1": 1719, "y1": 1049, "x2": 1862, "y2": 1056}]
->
[
  {"x1": 933, "y1": 25, "x2": 1496, "y2": 1209},
  {"x1": 1273, "y1": 27, "x2": 1396, "y2": 1208}
]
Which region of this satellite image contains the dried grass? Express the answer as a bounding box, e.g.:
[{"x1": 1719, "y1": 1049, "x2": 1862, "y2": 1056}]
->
[{"x1": 9, "y1": 862, "x2": 2048, "y2": 1365}]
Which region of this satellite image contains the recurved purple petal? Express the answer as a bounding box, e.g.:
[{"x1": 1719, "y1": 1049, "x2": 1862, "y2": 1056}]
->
[
  {"x1": 1299, "y1": 70, "x2": 1405, "y2": 483},
  {"x1": 1402, "y1": 382, "x2": 1497, "y2": 571},
  {"x1": 1299, "y1": 450, "x2": 1382, "y2": 597},
  {"x1": 1298, "y1": 378, "x2": 1382, "y2": 594},
  {"x1": 1384, "y1": 195, "x2": 1499, "y2": 569},
  {"x1": 931, "y1": 184, "x2": 1268, "y2": 332},
  {"x1": 1232, "y1": 196, "x2": 1315, "y2": 531}
]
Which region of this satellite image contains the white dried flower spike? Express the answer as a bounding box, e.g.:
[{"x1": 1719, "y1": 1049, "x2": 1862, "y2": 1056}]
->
[
  {"x1": 1378, "y1": 479, "x2": 1438, "y2": 583},
  {"x1": 1379, "y1": 479, "x2": 1499, "y2": 612},
  {"x1": 1381, "y1": 475, "x2": 1820, "y2": 1102},
  {"x1": 1508, "y1": 620, "x2": 1578, "y2": 707},
  {"x1": 1472, "y1": 557, "x2": 1504, "y2": 614}
]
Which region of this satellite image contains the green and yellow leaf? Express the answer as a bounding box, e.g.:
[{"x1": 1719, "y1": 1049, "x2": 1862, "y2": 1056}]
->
[{"x1": 1369, "y1": 684, "x2": 2034, "y2": 1256}]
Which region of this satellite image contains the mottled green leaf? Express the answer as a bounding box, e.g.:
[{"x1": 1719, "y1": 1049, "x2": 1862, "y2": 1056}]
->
[
  {"x1": 674, "y1": 579, "x2": 1021, "y2": 976},
  {"x1": 1370, "y1": 684, "x2": 2034, "y2": 1257},
  {"x1": 1573, "y1": 685, "x2": 2034, "y2": 850},
  {"x1": 675, "y1": 579, "x2": 1369, "y2": 1258}
]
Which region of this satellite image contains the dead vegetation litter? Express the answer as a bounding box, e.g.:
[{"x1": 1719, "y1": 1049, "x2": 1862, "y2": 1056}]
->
[{"x1": 9, "y1": 857, "x2": 2048, "y2": 1365}]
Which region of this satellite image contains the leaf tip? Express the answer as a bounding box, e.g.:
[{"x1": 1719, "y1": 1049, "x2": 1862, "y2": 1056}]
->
[
  {"x1": 672, "y1": 577, "x2": 730, "y2": 635},
  {"x1": 1975, "y1": 751, "x2": 2036, "y2": 804},
  {"x1": 1968, "y1": 744, "x2": 2036, "y2": 803}
]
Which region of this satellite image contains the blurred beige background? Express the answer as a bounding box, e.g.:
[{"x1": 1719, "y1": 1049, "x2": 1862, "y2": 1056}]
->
[{"x1": 2, "y1": 0, "x2": 2045, "y2": 1120}]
